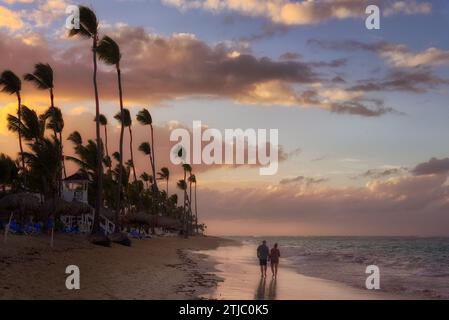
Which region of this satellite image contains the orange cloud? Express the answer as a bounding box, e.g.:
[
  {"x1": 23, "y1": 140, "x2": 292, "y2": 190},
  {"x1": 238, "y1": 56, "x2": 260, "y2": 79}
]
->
[{"x1": 0, "y1": 5, "x2": 24, "y2": 31}]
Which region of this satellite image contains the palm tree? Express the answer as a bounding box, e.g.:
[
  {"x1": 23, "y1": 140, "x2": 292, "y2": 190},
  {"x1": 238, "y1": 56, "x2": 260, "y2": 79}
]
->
[
  {"x1": 0, "y1": 153, "x2": 18, "y2": 192},
  {"x1": 97, "y1": 114, "x2": 111, "y2": 171},
  {"x1": 177, "y1": 179, "x2": 188, "y2": 237},
  {"x1": 188, "y1": 174, "x2": 198, "y2": 234},
  {"x1": 96, "y1": 35, "x2": 124, "y2": 225},
  {"x1": 157, "y1": 167, "x2": 170, "y2": 194},
  {"x1": 138, "y1": 142, "x2": 154, "y2": 180},
  {"x1": 68, "y1": 5, "x2": 103, "y2": 234},
  {"x1": 0, "y1": 70, "x2": 26, "y2": 187},
  {"x1": 24, "y1": 64, "x2": 57, "y2": 137},
  {"x1": 114, "y1": 108, "x2": 137, "y2": 182},
  {"x1": 137, "y1": 108, "x2": 157, "y2": 190},
  {"x1": 140, "y1": 172, "x2": 151, "y2": 190},
  {"x1": 7, "y1": 105, "x2": 45, "y2": 144}
]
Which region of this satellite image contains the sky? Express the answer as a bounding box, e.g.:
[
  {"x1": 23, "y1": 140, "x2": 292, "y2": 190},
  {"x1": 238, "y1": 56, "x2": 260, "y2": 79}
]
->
[{"x1": 1, "y1": 0, "x2": 449, "y2": 236}]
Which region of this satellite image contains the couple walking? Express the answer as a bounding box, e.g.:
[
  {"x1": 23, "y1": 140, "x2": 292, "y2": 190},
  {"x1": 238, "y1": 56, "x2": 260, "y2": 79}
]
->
[{"x1": 257, "y1": 240, "x2": 280, "y2": 278}]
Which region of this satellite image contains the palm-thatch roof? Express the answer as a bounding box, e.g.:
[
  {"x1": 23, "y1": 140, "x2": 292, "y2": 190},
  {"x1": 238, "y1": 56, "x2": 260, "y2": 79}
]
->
[
  {"x1": 0, "y1": 193, "x2": 41, "y2": 211},
  {"x1": 125, "y1": 212, "x2": 181, "y2": 229}
]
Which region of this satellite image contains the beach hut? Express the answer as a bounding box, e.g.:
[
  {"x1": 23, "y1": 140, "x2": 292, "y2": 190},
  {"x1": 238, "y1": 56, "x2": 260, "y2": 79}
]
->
[{"x1": 62, "y1": 172, "x2": 89, "y2": 204}]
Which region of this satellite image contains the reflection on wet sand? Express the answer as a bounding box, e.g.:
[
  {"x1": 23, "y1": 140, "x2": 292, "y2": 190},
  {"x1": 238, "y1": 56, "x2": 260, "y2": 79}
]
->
[{"x1": 255, "y1": 277, "x2": 277, "y2": 300}]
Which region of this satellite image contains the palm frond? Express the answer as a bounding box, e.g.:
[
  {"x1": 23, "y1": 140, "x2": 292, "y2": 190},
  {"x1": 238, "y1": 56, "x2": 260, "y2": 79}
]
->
[
  {"x1": 136, "y1": 108, "x2": 152, "y2": 125},
  {"x1": 96, "y1": 35, "x2": 121, "y2": 65},
  {"x1": 0, "y1": 70, "x2": 21, "y2": 94},
  {"x1": 68, "y1": 6, "x2": 98, "y2": 39}
]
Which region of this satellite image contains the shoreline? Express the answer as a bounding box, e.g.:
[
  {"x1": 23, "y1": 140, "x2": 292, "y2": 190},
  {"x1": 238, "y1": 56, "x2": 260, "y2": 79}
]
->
[
  {"x1": 199, "y1": 241, "x2": 406, "y2": 300},
  {"x1": 0, "y1": 234, "x2": 422, "y2": 300}
]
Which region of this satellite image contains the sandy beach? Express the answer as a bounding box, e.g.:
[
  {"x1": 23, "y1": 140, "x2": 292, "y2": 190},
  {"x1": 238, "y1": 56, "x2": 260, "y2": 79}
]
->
[
  {"x1": 0, "y1": 234, "x2": 233, "y2": 300},
  {"x1": 1, "y1": 234, "x2": 409, "y2": 300}
]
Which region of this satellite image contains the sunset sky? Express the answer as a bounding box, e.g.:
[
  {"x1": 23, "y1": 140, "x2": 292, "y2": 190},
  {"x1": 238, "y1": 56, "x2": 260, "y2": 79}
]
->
[{"x1": 1, "y1": 0, "x2": 449, "y2": 236}]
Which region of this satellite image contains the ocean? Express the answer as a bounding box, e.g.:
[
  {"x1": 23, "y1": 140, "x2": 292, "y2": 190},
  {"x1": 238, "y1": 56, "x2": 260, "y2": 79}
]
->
[{"x1": 231, "y1": 236, "x2": 449, "y2": 299}]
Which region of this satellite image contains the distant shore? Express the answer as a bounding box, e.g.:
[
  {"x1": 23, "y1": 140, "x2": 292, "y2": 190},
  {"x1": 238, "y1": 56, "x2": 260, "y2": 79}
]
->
[{"x1": 0, "y1": 234, "x2": 235, "y2": 300}]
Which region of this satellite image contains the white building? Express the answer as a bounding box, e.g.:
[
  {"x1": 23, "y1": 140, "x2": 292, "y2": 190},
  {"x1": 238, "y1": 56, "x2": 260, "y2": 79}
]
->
[{"x1": 62, "y1": 172, "x2": 89, "y2": 204}]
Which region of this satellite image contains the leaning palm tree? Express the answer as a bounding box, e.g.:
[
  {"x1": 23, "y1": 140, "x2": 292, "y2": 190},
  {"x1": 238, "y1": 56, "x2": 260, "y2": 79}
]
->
[
  {"x1": 137, "y1": 108, "x2": 157, "y2": 190},
  {"x1": 0, "y1": 70, "x2": 26, "y2": 187},
  {"x1": 115, "y1": 108, "x2": 137, "y2": 182},
  {"x1": 68, "y1": 5, "x2": 103, "y2": 234},
  {"x1": 96, "y1": 35, "x2": 124, "y2": 224},
  {"x1": 157, "y1": 167, "x2": 170, "y2": 194}
]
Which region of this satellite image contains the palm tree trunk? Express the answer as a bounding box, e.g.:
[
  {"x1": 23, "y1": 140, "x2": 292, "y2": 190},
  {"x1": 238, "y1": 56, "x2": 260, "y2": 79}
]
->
[
  {"x1": 92, "y1": 36, "x2": 103, "y2": 235},
  {"x1": 183, "y1": 169, "x2": 188, "y2": 238},
  {"x1": 129, "y1": 127, "x2": 137, "y2": 182},
  {"x1": 189, "y1": 181, "x2": 192, "y2": 236},
  {"x1": 103, "y1": 125, "x2": 112, "y2": 173},
  {"x1": 16, "y1": 92, "x2": 26, "y2": 188},
  {"x1": 116, "y1": 65, "x2": 125, "y2": 230},
  {"x1": 194, "y1": 182, "x2": 198, "y2": 234},
  {"x1": 50, "y1": 88, "x2": 65, "y2": 197},
  {"x1": 150, "y1": 124, "x2": 158, "y2": 190}
]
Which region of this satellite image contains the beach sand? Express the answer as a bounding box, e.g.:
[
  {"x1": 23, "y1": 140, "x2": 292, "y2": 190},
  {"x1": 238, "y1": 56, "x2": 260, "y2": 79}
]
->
[
  {"x1": 1, "y1": 234, "x2": 404, "y2": 300},
  {"x1": 0, "y1": 233, "x2": 233, "y2": 300},
  {"x1": 199, "y1": 242, "x2": 403, "y2": 300}
]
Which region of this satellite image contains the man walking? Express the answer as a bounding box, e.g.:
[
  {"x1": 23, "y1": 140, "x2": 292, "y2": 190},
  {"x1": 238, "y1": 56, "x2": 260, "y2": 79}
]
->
[{"x1": 257, "y1": 240, "x2": 269, "y2": 277}]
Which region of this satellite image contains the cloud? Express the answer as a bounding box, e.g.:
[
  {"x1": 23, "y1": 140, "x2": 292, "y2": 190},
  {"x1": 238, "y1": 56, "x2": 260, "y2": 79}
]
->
[
  {"x1": 202, "y1": 173, "x2": 449, "y2": 236},
  {"x1": 0, "y1": 5, "x2": 24, "y2": 31},
  {"x1": 412, "y1": 157, "x2": 449, "y2": 176},
  {"x1": 0, "y1": 27, "x2": 395, "y2": 117},
  {"x1": 237, "y1": 80, "x2": 396, "y2": 116},
  {"x1": 350, "y1": 69, "x2": 449, "y2": 93},
  {"x1": 360, "y1": 167, "x2": 407, "y2": 179},
  {"x1": 308, "y1": 39, "x2": 449, "y2": 69},
  {"x1": 162, "y1": 0, "x2": 431, "y2": 26},
  {"x1": 279, "y1": 175, "x2": 328, "y2": 185}
]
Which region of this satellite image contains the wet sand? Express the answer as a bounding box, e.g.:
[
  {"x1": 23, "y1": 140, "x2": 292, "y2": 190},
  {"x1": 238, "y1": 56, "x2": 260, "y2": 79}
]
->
[{"x1": 200, "y1": 243, "x2": 403, "y2": 300}]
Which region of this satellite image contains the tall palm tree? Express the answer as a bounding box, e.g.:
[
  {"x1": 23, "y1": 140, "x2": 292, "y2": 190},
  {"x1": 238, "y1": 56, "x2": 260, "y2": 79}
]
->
[
  {"x1": 96, "y1": 35, "x2": 124, "y2": 225},
  {"x1": 0, "y1": 70, "x2": 26, "y2": 187},
  {"x1": 97, "y1": 114, "x2": 111, "y2": 171},
  {"x1": 181, "y1": 164, "x2": 192, "y2": 236},
  {"x1": 157, "y1": 167, "x2": 170, "y2": 194},
  {"x1": 137, "y1": 108, "x2": 157, "y2": 190},
  {"x1": 138, "y1": 142, "x2": 154, "y2": 182},
  {"x1": 24, "y1": 63, "x2": 57, "y2": 137},
  {"x1": 24, "y1": 63, "x2": 67, "y2": 184},
  {"x1": 177, "y1": 179, "x2": 188, "y2": 237},
  {"x1": 114, "y1": 108, "x2": 137, "y2": 182},
  {"x1": 68, "y1": 5, "x2": 103, "y2": 234},
  {"x1": 188, "y1": 174, "x2": 198, "y2": 234}
]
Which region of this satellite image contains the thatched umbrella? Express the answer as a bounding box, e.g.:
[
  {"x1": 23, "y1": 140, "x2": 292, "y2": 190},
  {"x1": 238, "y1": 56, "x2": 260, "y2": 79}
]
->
[
  {"x1": 0, "y1": 193, "x2": 41, "y2": 212},
  {"x1": 155, "y1": 216, "x2": 182, "y2": 230}
]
